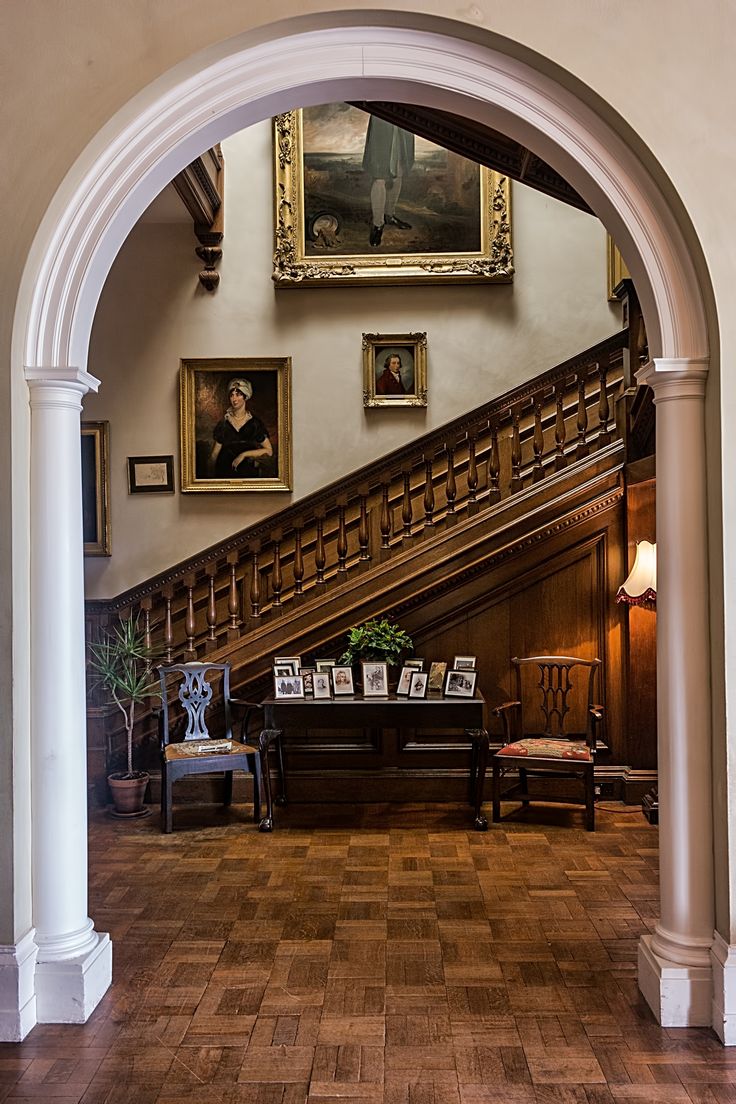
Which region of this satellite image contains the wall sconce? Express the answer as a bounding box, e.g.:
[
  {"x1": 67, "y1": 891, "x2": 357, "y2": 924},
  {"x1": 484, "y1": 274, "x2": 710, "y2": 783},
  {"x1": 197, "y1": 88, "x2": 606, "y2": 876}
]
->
[{"x1": 616, "y1": 539, "x2": 657, "y2": 606}]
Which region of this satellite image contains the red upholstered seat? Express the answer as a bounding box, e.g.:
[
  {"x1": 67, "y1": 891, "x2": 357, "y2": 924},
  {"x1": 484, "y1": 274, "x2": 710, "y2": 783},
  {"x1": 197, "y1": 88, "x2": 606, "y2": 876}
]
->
[{"x1": 496, "y1": 738, "x2": 592, "y2": 762}]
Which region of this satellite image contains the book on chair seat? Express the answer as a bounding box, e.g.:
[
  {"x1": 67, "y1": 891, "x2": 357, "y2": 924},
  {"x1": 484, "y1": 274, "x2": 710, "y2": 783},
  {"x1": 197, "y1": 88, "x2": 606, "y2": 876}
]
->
[{"x1": 179, "y1": 739, "x2": 233, "y2": 756}]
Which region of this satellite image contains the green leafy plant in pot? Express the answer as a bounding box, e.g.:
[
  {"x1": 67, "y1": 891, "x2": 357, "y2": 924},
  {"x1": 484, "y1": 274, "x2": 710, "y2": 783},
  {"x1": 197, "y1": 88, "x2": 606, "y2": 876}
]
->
[
  {"x1": 88, "y1": 614, "x2": 160, "y2": 818},
  {"x1": 339, "y1": 618, "x2": 413, "y2": 685}
]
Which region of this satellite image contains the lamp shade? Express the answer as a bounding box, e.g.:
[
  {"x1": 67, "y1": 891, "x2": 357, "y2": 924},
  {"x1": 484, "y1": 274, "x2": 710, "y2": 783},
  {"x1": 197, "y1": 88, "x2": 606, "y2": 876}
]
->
[{"x1": 617, "y1": 540, "x2": 657, "y2": 605}]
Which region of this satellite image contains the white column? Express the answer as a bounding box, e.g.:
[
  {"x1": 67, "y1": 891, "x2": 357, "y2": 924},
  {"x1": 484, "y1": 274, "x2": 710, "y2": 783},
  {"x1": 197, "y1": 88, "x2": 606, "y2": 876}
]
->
[
  {"x1": 26, "y1": 367, "x2": 112, "y2": 1024},
  {"x1": 636, "y1": 357, "x2": 715, "y2": 1026}
]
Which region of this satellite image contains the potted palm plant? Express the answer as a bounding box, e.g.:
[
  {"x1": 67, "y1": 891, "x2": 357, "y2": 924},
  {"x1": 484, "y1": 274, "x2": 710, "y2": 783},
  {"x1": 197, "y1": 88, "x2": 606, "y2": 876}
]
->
[
  {"x1": 88, "y1": 614, "x2": 160, "y2": 817},
  {"x1": 339, "y1": 617, "x2": 413, "y2": 685}
]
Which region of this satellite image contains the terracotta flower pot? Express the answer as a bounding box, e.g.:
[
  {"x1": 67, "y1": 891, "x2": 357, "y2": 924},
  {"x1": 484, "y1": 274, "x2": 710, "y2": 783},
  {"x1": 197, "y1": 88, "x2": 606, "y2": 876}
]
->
[{"x1": 107, "y1": 771, "x2": 150, "y2": 818}]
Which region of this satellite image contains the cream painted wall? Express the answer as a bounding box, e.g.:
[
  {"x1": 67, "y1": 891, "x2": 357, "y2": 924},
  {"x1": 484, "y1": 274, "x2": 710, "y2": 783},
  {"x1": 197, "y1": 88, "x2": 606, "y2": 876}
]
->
[{"x1": 83, "y1": 120, "x2": 619, "y2": 597}]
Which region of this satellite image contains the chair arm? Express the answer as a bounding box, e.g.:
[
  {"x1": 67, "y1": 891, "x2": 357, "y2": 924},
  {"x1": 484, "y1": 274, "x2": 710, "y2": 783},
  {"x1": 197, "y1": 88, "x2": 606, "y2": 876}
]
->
[
  {"x1": 491, "y1": 700, "x2": 522, "y2": 743},
  {"x1": 229, "y1": 698, "x2": 264, "y2": 745},
  {"x1": 587, "y1": 704, "x2": 605, "y2": 749}
]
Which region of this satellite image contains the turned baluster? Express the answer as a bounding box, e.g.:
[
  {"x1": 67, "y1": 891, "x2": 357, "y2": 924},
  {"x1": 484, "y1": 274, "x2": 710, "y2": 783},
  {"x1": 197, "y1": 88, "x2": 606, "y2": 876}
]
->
[
  {"x1": 293, "y1": 519, "x2": 305, "y2": 602},
  {"x1": 510, "y1": 406, "x2": 523, "y2": 494},
  {"x1": 380, "y1": 477, "x2": 392, "y2": 560},
  {"x1": 184, "y1": 573, "x2": 197, "y2": 660},
  {"x1": 576, "y1": 371, "x2": 589, "y2": 458},
  {"x1": 270, "y1": 530, "x2": 283, "y2": 615},
  {"x1": 423, "y1": 454, "x2": 435, "y2": 531},
  {"x1": 358, "y1": 486, "x2": 371, "y2": 569},
  {"x1": 554, "y1": 382, "x2": 568, "y2": 470},
  {"x1": 163, "y1": 586, "x2": 174, "y2": 662},
  {"x1": 226, "y1": 553, "x2": 241, "y2": 641},
  {"x1": 140, "y1": 597, "x2": 152, "y2": 650},
  {"x1": 445, "y1": 443, "x2": 457, "y2": 524},
  {"x1": 336, "y1": 497, "x2": 348, "y2": 576},
  {"x1": 249, "y1": 542, "x2": 262, "y2": 622},
  {"x1": 597, "y1": 361, "x2": 611, "y2": 446},
  {"x1": 401, "y1": 466, "x2": 413, "y2": 542},
  {"x1": 205, "y1": 565, "x2": 218, "y2": 651},
  {"x1": 532, "y1": 394, "x2": 545, "y2": 483},
  {"x1": 315, "y1": 508, "x2": 327, "y2": 588},
  {"x1": 467, "y1": 432, "x2": 479, "y2": 515},
  {"x1": 488, "y1": 421, "x2": 501, "y2": 504}
]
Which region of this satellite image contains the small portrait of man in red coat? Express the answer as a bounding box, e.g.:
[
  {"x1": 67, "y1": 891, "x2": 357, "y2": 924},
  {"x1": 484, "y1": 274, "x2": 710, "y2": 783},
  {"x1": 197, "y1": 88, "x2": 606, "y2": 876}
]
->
[{"x1": 375, "y1": 351, "x2": 416, "y2": 397}]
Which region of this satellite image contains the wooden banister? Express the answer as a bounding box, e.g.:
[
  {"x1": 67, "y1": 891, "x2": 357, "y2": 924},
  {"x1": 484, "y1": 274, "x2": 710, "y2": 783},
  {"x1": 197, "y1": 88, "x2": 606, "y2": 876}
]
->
[{"x1": 86, "y1": 330, "x2": 629, "y2": 669}]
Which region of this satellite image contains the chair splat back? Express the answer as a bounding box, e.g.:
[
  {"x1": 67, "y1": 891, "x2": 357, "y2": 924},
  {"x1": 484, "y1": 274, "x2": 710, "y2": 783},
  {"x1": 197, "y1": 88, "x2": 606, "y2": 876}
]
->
[
  {"x1": 513, "y1": 655, "x2": 600, "y2": 742},
  {"x1": 158, "y1": 662, "x2": 233, "y2": 746}
]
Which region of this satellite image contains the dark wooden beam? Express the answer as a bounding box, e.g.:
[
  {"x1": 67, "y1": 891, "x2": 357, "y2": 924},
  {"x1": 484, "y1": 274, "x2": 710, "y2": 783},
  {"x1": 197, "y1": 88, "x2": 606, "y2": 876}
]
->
[{"x1": 350, "y1": 101, "x2": 593, "y2": 214}]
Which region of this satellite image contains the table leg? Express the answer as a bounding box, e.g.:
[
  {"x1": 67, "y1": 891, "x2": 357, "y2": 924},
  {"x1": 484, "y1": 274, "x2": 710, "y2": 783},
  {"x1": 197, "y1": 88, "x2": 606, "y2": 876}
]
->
[
  {"x1": 258, "y1": 728, "x2": 282, "y2": 831},
  {"x1": 468, "y1": 728, "x2": 489, "y2": 830}
]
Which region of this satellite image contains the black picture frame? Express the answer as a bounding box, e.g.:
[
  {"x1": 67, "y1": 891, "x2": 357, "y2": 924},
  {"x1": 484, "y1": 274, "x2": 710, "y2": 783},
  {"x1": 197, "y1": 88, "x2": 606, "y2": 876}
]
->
[{"x1": 127, "y1": 455, "x2": 175, "y2": 494}]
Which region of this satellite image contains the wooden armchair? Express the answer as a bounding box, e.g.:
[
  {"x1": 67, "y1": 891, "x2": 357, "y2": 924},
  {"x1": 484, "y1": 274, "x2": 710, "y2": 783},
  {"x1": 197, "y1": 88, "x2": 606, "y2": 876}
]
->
[
  {"x1": 158, "y1": 662, "x2": 281, "y2": 833},
  {"x1": 491, "y1": 656, "x2": 603, "y2": 831}
]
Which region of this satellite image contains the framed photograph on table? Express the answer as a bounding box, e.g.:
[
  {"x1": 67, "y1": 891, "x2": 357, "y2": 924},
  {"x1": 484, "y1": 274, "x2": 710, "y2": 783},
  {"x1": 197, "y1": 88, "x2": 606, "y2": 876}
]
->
[
  {"x1": 272, "y1": 104, "x2": 513, "y2": 288},
  {"x1": 361, "y1": 661, "x2": 389, "y2": 697},
  {"x1": 444, "y1": 668, "x2": 478, "y2": 698},
  {"x1": 396, "y1": 665, "x2": 414, "y2": 696},
  {"x1": 428, "y1": 662, "x2": 447, "y2": 691},
  {"x1": 408, "y1": 671, "x2": 429, "y2": 699},
  {"x1": 312, "y1": 671, "x2": 332, "y2": 699},
  {"x1": 179, "y1": 357, "x2": 292, "y2": 493},
  {"x1": 331, "y1": 665, "x2": 355, "y2": 696},
  {"x1": 274, "y1": 674, "x2": 305, "y2": 699},
  {"x1": 363, "y1": 332, "x2": 427, "y2": 408},
  {"x1": 274, "y1": 656, "x2": 301, "y2": 675},
  {"x1": 81, "y1": 421, "x2": 111, "y2": 556},
  {"x1": 453, "y1": 655, "x2": 477, "y2": 670},
  {"x1": 127, "y1": 455, "x2": 174, "y2": 494}
]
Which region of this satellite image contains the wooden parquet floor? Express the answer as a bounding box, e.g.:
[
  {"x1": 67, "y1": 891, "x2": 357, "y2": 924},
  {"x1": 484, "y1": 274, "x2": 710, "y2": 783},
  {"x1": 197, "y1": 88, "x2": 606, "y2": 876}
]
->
[{"x1": 2, "y1": 801, "x2": 733, "y2": 1103}]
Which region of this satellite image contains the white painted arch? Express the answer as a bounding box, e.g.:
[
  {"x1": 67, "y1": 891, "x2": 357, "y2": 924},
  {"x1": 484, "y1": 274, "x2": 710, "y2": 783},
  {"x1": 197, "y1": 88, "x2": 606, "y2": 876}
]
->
[{"x1": 10, "y1": 16, "x2": 720, "y2": 1038}]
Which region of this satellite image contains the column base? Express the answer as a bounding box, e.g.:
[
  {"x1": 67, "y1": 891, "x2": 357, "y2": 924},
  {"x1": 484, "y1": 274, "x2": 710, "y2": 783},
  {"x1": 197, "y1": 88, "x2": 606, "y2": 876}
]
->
[
  {"x1": 0, "y1": 931, "x2": 38, "y2": 1042},
  {"x1": 639, "y1": 934, "x2": 713, "y2": 1027},
  {"x1": 35, "y1": 931, "x2": 112, "y2": 1024},
  {"x1": 711, "y1": 932, "x2": 736, "y2": 1044}
]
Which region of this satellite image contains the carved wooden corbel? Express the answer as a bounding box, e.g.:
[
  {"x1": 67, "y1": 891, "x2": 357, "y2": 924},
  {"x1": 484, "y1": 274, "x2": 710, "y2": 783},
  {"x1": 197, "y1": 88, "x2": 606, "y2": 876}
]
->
[{"x1": 172, "y1": 144, "x2": 225, "y2": 290}]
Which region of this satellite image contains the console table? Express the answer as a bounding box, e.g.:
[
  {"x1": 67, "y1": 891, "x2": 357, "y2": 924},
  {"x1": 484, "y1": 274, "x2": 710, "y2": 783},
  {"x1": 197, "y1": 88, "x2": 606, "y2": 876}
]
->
[{"x1": 258, "y1": 693, "x2": 489, "y2": 832}]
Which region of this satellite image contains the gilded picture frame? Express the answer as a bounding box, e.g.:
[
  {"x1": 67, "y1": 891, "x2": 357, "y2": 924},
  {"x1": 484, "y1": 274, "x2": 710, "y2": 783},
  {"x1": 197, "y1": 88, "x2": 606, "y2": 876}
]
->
[
  {"x1": 363, "y1": 332, "x2": 428, "y2": 408},
  {"x1": 81, "y1": 421, "x2": 111, "y2": 556},
  {"x1": 179, "y1": 358, "x2": 292, "y2": 493},
  {"x1": 272, "y1": 104, "x2": 513, "y2": 287}
]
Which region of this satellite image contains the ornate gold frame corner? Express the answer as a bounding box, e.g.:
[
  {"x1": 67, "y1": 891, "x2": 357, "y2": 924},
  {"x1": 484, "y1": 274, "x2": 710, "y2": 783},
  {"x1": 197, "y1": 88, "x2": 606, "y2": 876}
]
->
[
  {"x1": 363, "y1": 332, "x2": 428, "y2": 408},
  {"x1": 272, "y1": 108, "x2": 513, "y2": 288}
]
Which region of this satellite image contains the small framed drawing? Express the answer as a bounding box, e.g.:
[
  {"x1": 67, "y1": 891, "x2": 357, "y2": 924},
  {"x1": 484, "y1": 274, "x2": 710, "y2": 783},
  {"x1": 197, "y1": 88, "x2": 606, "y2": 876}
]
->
[
  {"x1": 453, "y1": 655, "x2": 477, "y2": 670},
  {"x1": 274, "y1": 674, "x2": 305, "y2": 699},
  {"x1": 444, "y1": 668, "x2": 478, "y2": 698},
  {"x1": 408, "y1": 671, "x2": 429, "y2": 699},
  {"x1": 396, "y1": 665, "x2": 414, "y2": 696},
  {"x1": 274, "y1": 656, "x2": 301, "y2": 675},
  {"x1": 312, "y1": 671, "x2": 332, "y2": 699},
  {"x1": 127, "y1": 455, "x2": 174, "y2": 494},
  {"x1": 81, "y1": 421, "x2": 111, "y2": 556},
  {"x1": 331, "y1": 665, "x2": 355, "y2": 696},
  {"x1": 363, "y1": 332, "x2": 427, "y2": 408},
  {"x1": 316, "y1": 659, "x2": 337, "y2": 673},
  {"x1": 179, "y1": 357, "x2": 292, "y2": 493},
  {"x1": 428, "y1": 662, "x2": 447, "y2": 692},
  {"x1": 361, "y1": 661, "x2": 389, "y2": 697},
  {"x1": 301, "y1": 668, "x2": 315, "y2": 695}
]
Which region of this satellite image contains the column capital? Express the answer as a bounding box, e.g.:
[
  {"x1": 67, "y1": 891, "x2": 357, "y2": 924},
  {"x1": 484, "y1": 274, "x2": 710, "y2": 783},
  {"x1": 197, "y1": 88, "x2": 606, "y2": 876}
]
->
[
  {"x1": 637, "y1": 357, "x2": 709, "y2": 402},
  {"x1": 25, "y1": 366, "x2": 100, "y2": 397}
]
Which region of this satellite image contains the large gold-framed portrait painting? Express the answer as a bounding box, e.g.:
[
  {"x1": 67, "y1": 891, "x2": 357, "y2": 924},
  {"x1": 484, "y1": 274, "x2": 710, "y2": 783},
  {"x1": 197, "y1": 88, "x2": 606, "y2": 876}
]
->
[
  {"x1": 180, "y1": 358, "x2": 292, "y2": 493},
  {"x1": 273, "y1": 104, "x2": 513, "y2": 287}
]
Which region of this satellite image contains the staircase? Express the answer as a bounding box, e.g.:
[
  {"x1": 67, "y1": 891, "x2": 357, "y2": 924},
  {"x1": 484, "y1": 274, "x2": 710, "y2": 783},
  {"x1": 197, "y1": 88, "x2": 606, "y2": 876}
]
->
[{"x1": 87, "y1": 292, "x2": 656, "y2": 803}]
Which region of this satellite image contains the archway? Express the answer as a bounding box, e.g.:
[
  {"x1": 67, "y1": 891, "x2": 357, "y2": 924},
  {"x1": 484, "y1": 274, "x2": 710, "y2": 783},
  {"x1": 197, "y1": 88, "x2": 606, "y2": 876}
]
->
[{"x1": 10, "y1": 18, "x2": 716, "y2": 1038}]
